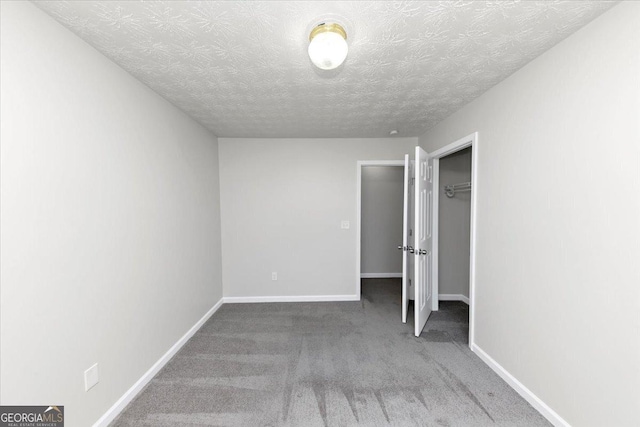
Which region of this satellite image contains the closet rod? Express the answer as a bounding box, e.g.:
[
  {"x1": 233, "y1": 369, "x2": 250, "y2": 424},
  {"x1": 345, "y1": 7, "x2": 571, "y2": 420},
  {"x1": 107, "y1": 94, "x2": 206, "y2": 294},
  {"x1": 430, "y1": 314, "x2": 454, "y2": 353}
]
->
[{"x1": 444, "y1": 181, "x2": 471, "y2": 198}]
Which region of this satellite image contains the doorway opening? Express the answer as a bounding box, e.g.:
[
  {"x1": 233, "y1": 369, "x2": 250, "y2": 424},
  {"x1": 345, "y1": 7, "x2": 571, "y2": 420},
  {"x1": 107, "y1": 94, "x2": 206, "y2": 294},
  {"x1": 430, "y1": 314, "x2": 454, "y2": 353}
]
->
[
  {"x1": 430, "y1": 133, "x2": 478, "y2": 345},
  {"x1": 356, "y1": 161, "x2": 405, "y2": 301},
  {"x1": 433, "y1": 147, "x2": 472, "y2": 342}
]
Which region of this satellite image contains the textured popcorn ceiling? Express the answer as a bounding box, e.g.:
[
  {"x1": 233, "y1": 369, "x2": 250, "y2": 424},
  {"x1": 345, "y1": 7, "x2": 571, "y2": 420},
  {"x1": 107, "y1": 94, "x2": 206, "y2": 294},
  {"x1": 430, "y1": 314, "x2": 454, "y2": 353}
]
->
[{"x1": 34, "y1": 1, "x2": 616, "y2": 138}]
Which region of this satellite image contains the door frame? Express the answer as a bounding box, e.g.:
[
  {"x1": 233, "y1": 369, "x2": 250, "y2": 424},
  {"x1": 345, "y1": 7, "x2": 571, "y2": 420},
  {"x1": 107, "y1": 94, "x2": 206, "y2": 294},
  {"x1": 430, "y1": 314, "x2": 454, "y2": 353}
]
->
[
  {"x1": 356, "y1": 160, "x2": 405, "y2": 297},
  {"x1": 429, "y1": 132, "x2": 478, "y2": 346}
]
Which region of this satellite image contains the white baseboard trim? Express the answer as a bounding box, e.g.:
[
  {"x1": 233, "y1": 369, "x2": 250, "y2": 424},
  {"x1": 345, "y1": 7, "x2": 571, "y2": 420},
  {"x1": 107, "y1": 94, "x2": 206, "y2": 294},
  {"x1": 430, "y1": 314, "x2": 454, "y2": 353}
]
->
[
  {"x1": 92, "y1": 297, "x2": 225, "y2": 427},
  {"x1": 360, "y1": 273, "x2": 402, "y2": 279},
  {"x1": 223, "y1": 295, "x2": 360, "y2": 303},
  {"x1": 470, "y1": 343, "x2": 569, "y2": 427},
  {"x1": 439, "y1": 293, "x2": 470, "y2": 305}
]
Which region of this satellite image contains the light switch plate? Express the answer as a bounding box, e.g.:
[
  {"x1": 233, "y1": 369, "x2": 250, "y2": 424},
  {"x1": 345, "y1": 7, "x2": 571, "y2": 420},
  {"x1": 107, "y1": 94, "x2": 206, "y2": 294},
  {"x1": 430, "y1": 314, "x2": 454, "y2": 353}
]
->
[
  {"x1": 341, "y1": 220, "x2": 350, "y2": 229},
  {"x1": 84, "y1": 363, "x2": 99, "y2": 391},
  {"x1": 271, "y1": 272, "x2": 277, "y2": 281}
]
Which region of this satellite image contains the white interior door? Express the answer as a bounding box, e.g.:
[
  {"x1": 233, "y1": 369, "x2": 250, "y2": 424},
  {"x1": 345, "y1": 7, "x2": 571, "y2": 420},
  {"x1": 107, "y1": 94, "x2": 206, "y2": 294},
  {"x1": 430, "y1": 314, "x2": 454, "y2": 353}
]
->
[
  {"x1": 401, "y1": 155, "x2": 410, "y2": 323},
  {"x1": 414, "y1": 146, "x2": 434, "y2": 337},
  {"x1": 408, "y1": 160, "x2": 415, "y2": 302}
]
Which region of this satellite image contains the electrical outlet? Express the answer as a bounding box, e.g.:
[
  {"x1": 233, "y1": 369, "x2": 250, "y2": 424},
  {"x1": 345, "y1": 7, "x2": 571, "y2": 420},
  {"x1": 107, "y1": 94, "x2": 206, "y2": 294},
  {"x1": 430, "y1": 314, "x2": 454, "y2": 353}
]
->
[
  {"x1": 271, "y1": 272, "x2": 277, "y2": 281},
  {"x1": 341, "y1": 220, "x2": 350, "y2": 229},
  {"x1": 84, "y1": 363, "x2": 99, "y2": 392}
]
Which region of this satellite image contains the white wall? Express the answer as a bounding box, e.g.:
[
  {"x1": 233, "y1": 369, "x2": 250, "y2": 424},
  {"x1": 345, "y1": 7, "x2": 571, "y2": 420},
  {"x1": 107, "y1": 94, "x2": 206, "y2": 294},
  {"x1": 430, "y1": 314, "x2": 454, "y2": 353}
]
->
[
  {"x1": 361, "y1": 166, "x2": 404, "y2": 276},
  {"x1": 219, "y1": 137, "x2": 416, "y2": 298},
  {"x1": 0, "y1": 2, "x2": 223, "y2": 426},
  {"x1": 438, "y1": 148, "x2": 471, "y2": 297},
  {"x1": 419, "y1": 3, "x2": 640, "y2": 426}
]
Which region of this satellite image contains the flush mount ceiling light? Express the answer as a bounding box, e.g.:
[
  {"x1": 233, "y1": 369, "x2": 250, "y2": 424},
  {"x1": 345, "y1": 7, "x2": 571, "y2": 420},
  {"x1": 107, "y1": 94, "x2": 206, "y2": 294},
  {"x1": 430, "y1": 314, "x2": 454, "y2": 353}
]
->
[{"x1": 308, "y1": 22, "x2": 348, "y2": 70}]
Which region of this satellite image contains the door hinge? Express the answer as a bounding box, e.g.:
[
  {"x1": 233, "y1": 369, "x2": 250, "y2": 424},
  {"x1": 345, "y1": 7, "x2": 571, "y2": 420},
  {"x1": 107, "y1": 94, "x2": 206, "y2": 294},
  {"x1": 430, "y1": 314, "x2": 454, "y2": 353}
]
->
[{"x1": 409, "y1": 229, "x2": 413, "y2": 236}]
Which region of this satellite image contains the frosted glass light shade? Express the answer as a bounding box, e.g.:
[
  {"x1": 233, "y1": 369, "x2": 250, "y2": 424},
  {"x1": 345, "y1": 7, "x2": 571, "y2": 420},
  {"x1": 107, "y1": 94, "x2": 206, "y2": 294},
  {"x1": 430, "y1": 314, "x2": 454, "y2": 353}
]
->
[{"x1": 308, "y1": 23, "x2": 348, "y2": 70}]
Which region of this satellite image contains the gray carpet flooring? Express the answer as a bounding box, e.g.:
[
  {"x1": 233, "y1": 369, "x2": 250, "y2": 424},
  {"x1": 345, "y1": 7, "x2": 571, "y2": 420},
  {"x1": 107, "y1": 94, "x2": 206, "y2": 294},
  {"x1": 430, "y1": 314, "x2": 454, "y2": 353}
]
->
[{"x1": 112, "y1": 279, "x2": 550, "y2": 426}]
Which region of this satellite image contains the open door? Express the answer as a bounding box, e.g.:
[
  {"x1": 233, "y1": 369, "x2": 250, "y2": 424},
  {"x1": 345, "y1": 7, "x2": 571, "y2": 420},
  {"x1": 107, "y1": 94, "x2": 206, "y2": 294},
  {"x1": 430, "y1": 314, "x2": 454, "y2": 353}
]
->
[
  {"x1": 414, "y1": 146, "x2": 434, "y2": 337},
  {"x1": 401, "y1": 154, "x2": 410, "y2": 323}
]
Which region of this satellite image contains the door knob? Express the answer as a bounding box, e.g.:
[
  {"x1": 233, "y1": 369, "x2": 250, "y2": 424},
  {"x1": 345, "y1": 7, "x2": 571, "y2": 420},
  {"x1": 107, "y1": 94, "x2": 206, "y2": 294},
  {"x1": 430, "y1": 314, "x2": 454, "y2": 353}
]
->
[
  {"x1": 408, "y1": 246, "x2": 414, "y2": 254},
  {"x1": 397, "y1": 245, "x2": 403, "y2": 250},
  {"x1": 417, "y1": 249, "x2": 428, "y2": 255}
]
